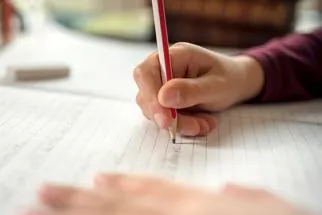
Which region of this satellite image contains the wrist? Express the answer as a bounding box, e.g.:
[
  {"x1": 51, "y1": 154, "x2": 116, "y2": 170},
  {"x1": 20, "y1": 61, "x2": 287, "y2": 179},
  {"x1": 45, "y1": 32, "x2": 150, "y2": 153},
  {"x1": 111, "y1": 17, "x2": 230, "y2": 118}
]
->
[{"x1": 232, "y1": 56, "x2": 265, "y2": 103}]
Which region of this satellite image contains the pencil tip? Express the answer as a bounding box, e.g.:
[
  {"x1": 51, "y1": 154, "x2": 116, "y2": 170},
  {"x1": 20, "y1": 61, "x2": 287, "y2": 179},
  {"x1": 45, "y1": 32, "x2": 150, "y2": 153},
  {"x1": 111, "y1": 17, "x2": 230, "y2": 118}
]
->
[{"x1": 172, "y1": 139, "x2": 176, "y2": 144}]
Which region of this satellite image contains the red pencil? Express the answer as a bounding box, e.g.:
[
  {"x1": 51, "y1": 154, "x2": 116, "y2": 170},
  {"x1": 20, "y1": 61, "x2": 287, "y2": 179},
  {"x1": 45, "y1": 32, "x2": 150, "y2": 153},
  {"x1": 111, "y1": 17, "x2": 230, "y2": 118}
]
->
[{"x1": 152, "y1": 0, "x2": 178, "y2": 144}]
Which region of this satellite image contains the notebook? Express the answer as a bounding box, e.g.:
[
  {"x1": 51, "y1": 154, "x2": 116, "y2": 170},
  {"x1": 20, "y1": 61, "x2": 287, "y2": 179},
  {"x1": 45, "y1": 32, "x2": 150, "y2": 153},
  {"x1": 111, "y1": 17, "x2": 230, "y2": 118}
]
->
[{"x1": 0, "y1": 86, "x2": 322, "y2": 215}]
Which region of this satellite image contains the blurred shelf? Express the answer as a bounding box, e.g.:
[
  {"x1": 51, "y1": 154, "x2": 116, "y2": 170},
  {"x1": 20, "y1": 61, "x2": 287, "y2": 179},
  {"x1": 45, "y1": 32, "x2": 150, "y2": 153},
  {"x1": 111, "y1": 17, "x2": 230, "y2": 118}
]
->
[{"x1": 48, "y1": 8, "x2": 154, "y2": 42}]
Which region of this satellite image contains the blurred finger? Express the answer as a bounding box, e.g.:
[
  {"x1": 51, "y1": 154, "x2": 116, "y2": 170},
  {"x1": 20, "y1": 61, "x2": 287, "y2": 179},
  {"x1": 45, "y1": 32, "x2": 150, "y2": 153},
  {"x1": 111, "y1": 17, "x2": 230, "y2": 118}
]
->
[
  {"x1": 133, "y1": 52, "x2": 161, "y2": 101},
  {"x1": 194, "y1": 113, "x2": 217, "y2": 131},
  {"x1": 93, "y1": 174, "x2": 195, "y2": 204},
  {"x1": 136, "y1": 93, "x2": 172, "y2": 128},
  {"x1": 170, "y1": 43, "x2": 218, "y2": 78},
  {"x1": 38, "y1": 185, "x2": 115, "y2": 210},
  {"x1": 221, "y1": 184, "x2": 271, "y2": 199},
  {"x1": 159, "y1": 74, "x2": 227, "y2": 110},
  {"x1": 22, "y1": 208, "x2": 109, "y2": 215},
  {"x1": 177, "y1": 113, "x2": 216, "y2": 137},
  {"x1": 94, "y1": 174, "x2": 170, "y2": 195}
]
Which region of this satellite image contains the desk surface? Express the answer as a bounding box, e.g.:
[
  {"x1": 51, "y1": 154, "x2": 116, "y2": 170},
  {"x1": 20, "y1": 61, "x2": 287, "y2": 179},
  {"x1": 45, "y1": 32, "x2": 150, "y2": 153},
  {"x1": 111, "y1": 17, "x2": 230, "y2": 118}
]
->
[{"x1": 0, "y1": 22, "x2": 153, "y2": 101}]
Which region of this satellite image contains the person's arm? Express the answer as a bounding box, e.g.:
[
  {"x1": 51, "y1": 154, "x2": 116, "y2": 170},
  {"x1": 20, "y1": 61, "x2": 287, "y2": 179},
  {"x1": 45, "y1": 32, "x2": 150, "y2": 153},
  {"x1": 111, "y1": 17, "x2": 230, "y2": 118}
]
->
[{"x1": 243, "y1": 27, "x2": 322, "y2": 103}]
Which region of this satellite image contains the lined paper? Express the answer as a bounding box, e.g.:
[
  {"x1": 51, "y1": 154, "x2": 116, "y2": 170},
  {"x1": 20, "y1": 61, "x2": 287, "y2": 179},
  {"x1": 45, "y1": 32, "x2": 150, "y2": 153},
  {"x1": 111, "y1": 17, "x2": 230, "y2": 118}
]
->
[{"x1": 0, "y1": 86, "x2": 322, "y2": 214}]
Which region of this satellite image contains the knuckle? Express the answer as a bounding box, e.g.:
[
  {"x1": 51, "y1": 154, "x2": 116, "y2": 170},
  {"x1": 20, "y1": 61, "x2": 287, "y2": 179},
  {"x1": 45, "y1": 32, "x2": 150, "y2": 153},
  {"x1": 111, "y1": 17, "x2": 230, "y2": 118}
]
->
[
  {"x1": 148, "y1": 51, "x2": 161, "y2": 69},
  {"x1": 134, "y1": 51, "x2": 160, "y2": 83},
  {"x1": 136, "y1": 93, "x2": 144, "y2": 106},
  {"x1": 114, "y1": 175, "x2": 142, "y2": 191},
  {"x1": 171, "y1": 42, "x2": 190, "y2": 49},
  {"x1": 147, "y1": 51, "x2": 159, "y2": 62},
  {"x1": 194, "y1": 81, "x2": 208, "y2": 98},
  {"x1": 108, "y1": 174, "x2": 130, "y2": 189},
  {"x1": 133, "y1": 66, "x2": 143, "y2": 82},
  {"x1": 172, "y1": 42, "x2": 187, "y2": 48},
  {"x1": 189, "y1": 81, "x2": 202, "y2": 97}
]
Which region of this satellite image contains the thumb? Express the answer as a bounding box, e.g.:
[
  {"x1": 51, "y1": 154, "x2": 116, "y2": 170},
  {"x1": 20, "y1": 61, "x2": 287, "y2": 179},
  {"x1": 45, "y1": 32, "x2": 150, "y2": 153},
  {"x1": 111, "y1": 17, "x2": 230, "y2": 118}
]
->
[{"x1": 158, "y1": 76, "x2": 218, "y2": 109}]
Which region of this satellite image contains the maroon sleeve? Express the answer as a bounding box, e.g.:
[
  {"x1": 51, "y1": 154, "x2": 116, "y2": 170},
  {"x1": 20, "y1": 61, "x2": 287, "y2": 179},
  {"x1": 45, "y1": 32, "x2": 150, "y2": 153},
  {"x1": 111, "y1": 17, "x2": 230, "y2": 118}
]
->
[{"x1": 243, "y1": 27, "x2": 322, "y2": 103}]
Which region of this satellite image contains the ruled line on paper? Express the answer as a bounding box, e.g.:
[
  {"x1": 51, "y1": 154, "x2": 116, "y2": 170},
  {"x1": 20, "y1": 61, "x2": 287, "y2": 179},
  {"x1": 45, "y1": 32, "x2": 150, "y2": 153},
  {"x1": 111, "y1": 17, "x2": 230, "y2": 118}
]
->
[{"x1": 0, "y1": 87, "x2": 322, "y2": 214}]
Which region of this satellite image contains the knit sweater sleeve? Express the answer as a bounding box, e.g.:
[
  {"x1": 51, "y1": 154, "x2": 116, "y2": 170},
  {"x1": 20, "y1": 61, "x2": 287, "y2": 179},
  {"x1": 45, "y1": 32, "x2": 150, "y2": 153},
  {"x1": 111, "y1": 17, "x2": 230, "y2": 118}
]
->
[{"x1": 243, "y1": 27, "x2": 322, "y2": 103}]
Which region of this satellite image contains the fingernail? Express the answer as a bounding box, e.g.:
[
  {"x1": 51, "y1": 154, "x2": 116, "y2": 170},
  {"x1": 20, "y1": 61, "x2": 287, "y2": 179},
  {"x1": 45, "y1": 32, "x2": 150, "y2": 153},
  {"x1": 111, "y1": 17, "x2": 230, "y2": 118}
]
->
[
  {"x1": 154, "y1": 113, "x2": 166, "y2": 128},
  {"x1": 181, "y1": 125, "x2": 199, "y2": 137},
  {"x1": 166, "y1": 90, "x2": 181, "y2": 107},
  {"x1": 39, "y1": 184, "x2": 61, "y2": 200},
  {"x1": 94, "y1": 174, "x2": 107, "y2": 186}
]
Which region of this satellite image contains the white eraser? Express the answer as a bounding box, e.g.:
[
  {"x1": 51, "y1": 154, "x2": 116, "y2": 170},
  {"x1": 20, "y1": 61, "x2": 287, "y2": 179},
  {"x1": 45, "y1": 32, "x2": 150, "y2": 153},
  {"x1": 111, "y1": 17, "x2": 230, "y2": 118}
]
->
[{"x1": 5, "y1": 64, "x2": 70, "y2": 82}]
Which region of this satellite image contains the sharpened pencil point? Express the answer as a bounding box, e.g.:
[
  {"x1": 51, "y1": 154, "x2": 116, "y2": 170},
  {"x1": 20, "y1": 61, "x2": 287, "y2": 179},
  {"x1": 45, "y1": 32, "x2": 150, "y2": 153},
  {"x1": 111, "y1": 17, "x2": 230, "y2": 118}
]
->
[{"x1": 172, "y1": 139, "x2": 176, "y2": 144}]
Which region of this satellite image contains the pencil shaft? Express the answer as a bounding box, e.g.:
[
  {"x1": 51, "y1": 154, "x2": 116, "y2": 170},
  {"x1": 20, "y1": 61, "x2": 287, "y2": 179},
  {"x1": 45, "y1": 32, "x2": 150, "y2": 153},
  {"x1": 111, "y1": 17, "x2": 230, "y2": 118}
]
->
[{"x1": 152, "y1": 0, "x2": 178, "y2": 143}]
